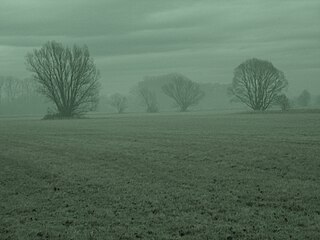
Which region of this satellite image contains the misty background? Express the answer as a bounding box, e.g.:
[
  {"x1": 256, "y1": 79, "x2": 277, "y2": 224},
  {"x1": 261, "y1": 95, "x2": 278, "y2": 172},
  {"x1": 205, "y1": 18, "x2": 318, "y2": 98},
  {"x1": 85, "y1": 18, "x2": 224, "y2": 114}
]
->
[{"x1": 0, "y1": 0, "x2": 319, "y2": 115}]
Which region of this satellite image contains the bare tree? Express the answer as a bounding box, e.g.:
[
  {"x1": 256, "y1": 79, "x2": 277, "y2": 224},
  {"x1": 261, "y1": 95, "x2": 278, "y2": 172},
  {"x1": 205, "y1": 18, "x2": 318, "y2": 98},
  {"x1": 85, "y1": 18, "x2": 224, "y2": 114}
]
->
[
  {"x1": 0, "y1": 77, "x2": 4, "y2": 104},
  {"x1": 162, "y1": 73, "x2": 204, "y2": 112},
  {"x1": 315, "y1": 95, "x2": 320, "y2": 106},
  {"x1": 2, "y1": 76, "x2": 21, "y2": 102},
  {"x1": 109, "y1": 93, "x2": 128, "y2": 113},
  {"x1": 26, "y1": 41, "x2": 100, "y2": 118},
  {"x1": 232, "y1": 58, "x2": 288, "y2": 111},
  {"x1": 136, "y1": 81, "x2": 159, "y2": 113},
  {"x1": 297, "y1": 89, "x2": 311, "y2": 107},
  {"x1": 20, "y1": 78, "x2": 39, "y2": 103},
  {"x1": 0, "y1": 76, "x2": 39, "y2": 105},
  {"x1": 275, "y1": 94, "x2": 290, "y2": 111}
]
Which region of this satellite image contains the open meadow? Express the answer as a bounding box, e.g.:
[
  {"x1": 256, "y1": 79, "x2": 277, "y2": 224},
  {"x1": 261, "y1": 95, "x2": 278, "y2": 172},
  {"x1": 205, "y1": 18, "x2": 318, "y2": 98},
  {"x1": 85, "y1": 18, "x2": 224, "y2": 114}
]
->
[{"x1": 0, "y1": 112, "x2": 319, "y2": 239}]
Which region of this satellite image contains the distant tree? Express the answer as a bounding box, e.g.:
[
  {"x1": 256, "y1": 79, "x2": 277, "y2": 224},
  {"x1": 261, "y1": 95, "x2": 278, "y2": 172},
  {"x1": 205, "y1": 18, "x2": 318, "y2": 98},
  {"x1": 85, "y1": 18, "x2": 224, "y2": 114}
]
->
[
  {"x1": 315, "y1": 95, "x2": 320, "y2": 106},
  {"x1": 109, "y1": 93, "x2": 128, "y2": 113},
  {"x1": 0, "y1": 76, "x2": 39, "y2": 104},
  {"x1": 136, "y1": 81, "x2": 159, "y2": 113},
  {"x1": 2, "y1": 76, "x2": 21, "y2": 102},
  {"x1": 162, "y1": 73, "x2": 204, "y2": 112},
  {"x1": 19, "y1": 78, "x2": 39, "y2": 103},
  {"x1": 0, "y1": 77, "x2": 4, "y2": 104},
  {"x1": 232, "y1": 58, "x2": 288, "y2": 111},
  {"x1": 297, "y1": 90, "x2": 311, "y2": 107},
  {"x1": 26, "y1": 41, "x2": 100, "y2": 118},
  {"x1": 275, "y1": 94, "x2": 290, "y2": 111}
]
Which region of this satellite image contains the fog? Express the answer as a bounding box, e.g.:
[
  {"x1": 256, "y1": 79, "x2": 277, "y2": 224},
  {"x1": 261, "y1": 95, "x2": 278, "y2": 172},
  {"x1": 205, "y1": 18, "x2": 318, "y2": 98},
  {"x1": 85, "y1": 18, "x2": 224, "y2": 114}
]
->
[
  {"x1": 1, "y1": 0, "x2": 319, "y2": 99},
  {"x1": 1, "y1": 2, "x2": 320, "y2": 239}
]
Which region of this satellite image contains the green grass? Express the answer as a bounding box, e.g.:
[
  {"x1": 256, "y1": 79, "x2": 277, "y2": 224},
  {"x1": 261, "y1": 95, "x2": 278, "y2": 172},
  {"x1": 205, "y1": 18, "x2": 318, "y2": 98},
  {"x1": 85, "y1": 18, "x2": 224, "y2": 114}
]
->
[{"x1": 0, "y1": 112, "x2": 319, "y2": 239}]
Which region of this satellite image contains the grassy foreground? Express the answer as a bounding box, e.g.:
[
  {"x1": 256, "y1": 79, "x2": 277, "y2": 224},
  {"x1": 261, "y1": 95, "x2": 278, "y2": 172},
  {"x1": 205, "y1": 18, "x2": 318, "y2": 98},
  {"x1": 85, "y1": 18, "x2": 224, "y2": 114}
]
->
[{"x1": 0, "y1": 112, "x2": 319, "y2": 239}]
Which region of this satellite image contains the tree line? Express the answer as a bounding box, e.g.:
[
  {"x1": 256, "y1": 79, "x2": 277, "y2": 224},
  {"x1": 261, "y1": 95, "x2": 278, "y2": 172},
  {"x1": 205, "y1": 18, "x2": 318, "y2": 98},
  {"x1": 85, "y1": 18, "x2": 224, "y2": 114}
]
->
[
  {"x1": 0, "y1": 76, "x2": 37, "y2": 104},
  {"x1": 1, "y1": 41, "x2": 318, "y2": 118}
]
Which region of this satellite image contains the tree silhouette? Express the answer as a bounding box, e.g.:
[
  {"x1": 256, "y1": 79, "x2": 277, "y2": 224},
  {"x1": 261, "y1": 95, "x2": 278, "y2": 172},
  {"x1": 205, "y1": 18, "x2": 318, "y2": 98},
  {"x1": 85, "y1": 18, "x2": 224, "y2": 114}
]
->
[
  {"x1": 232, "y1": 58, "x2": 288, "y2": 111},
  {"x1": 162, "y1": 73, "x2": 204, "y2": 112},
  {"x1": 26, "y1": 41, "x2": 100, "y2": 118},
  {"x1": 109, "y1": 93, "x2": 128, "y2": 113},
  {"x1": 297, "y1": 90, "x2": 311, "y2": 107},
  {"x1": 275, "y1": 94, "x2": 290, "y2": 111}
]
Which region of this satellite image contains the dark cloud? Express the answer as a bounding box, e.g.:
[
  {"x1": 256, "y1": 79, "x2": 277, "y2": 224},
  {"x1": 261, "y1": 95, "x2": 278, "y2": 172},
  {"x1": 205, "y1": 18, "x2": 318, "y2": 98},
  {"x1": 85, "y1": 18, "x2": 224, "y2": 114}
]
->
[{"x1": 0, "y1": 0, "x2": 319, "y2": 94}]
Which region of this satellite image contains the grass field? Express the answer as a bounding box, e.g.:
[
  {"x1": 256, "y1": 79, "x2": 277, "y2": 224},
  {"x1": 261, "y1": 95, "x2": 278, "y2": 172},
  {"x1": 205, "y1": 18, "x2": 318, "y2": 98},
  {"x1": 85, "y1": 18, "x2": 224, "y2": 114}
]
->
[{"x1": 0, "y1": 112, "x2": 319, "y2": 239}]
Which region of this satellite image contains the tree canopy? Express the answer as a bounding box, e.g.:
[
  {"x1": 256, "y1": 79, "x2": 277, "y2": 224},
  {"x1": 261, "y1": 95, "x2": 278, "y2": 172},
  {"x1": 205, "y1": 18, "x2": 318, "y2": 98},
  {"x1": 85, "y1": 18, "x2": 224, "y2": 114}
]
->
[
  {"x1": 162, "y1": 73, "x2": 204, "y2": 112},
  {"x1": 109, "y1": 93, "x2": 128, "y2": 113},
  {"x1": 232, "y1": 58, "x2": 288, "y2": 111},
  {"x1": 26, "y1": 41, "x2": 100, "y2": 118}
]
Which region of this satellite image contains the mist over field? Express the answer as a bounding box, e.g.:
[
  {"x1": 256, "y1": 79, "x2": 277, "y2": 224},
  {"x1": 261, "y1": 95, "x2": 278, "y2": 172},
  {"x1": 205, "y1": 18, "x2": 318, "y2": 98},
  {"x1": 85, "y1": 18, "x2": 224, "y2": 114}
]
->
[{"x1": 0, "y1": 1, "x2": 320, "y2": 239}]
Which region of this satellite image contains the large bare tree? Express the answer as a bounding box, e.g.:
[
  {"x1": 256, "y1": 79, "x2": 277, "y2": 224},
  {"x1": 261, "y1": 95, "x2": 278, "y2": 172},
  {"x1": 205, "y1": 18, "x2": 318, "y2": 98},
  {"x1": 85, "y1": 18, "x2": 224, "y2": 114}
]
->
[
  {"x1": 162, "y1": 73, "x2": 204, "y2": 112},
  {"x1": 232, "y1": 58, "x2": 288, "y2": 111},
  {"x1": 26, "y1": 41, "x2": 100, "y2": 117}
]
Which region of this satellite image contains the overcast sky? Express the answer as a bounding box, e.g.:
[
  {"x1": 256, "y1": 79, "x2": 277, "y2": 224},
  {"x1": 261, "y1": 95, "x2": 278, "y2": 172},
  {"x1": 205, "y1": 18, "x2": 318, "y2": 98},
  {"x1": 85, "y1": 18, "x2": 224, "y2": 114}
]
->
[{"x1": 1, "y1": 0, "x2": 319, "y2": 95}]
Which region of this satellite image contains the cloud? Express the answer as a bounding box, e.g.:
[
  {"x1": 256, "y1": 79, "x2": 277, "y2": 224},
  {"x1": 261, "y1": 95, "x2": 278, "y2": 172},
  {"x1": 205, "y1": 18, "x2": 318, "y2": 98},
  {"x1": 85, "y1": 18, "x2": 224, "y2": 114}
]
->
[{"x1": 0, "y1": 0, "x2": 319, "y2": 94}]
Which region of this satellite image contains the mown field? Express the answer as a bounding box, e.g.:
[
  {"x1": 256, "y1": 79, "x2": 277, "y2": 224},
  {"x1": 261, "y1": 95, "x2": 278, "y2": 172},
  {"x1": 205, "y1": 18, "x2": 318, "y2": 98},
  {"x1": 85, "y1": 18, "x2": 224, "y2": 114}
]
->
[{"x1": 0, "y1": 112, "x2": 319, "y2": 240}]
